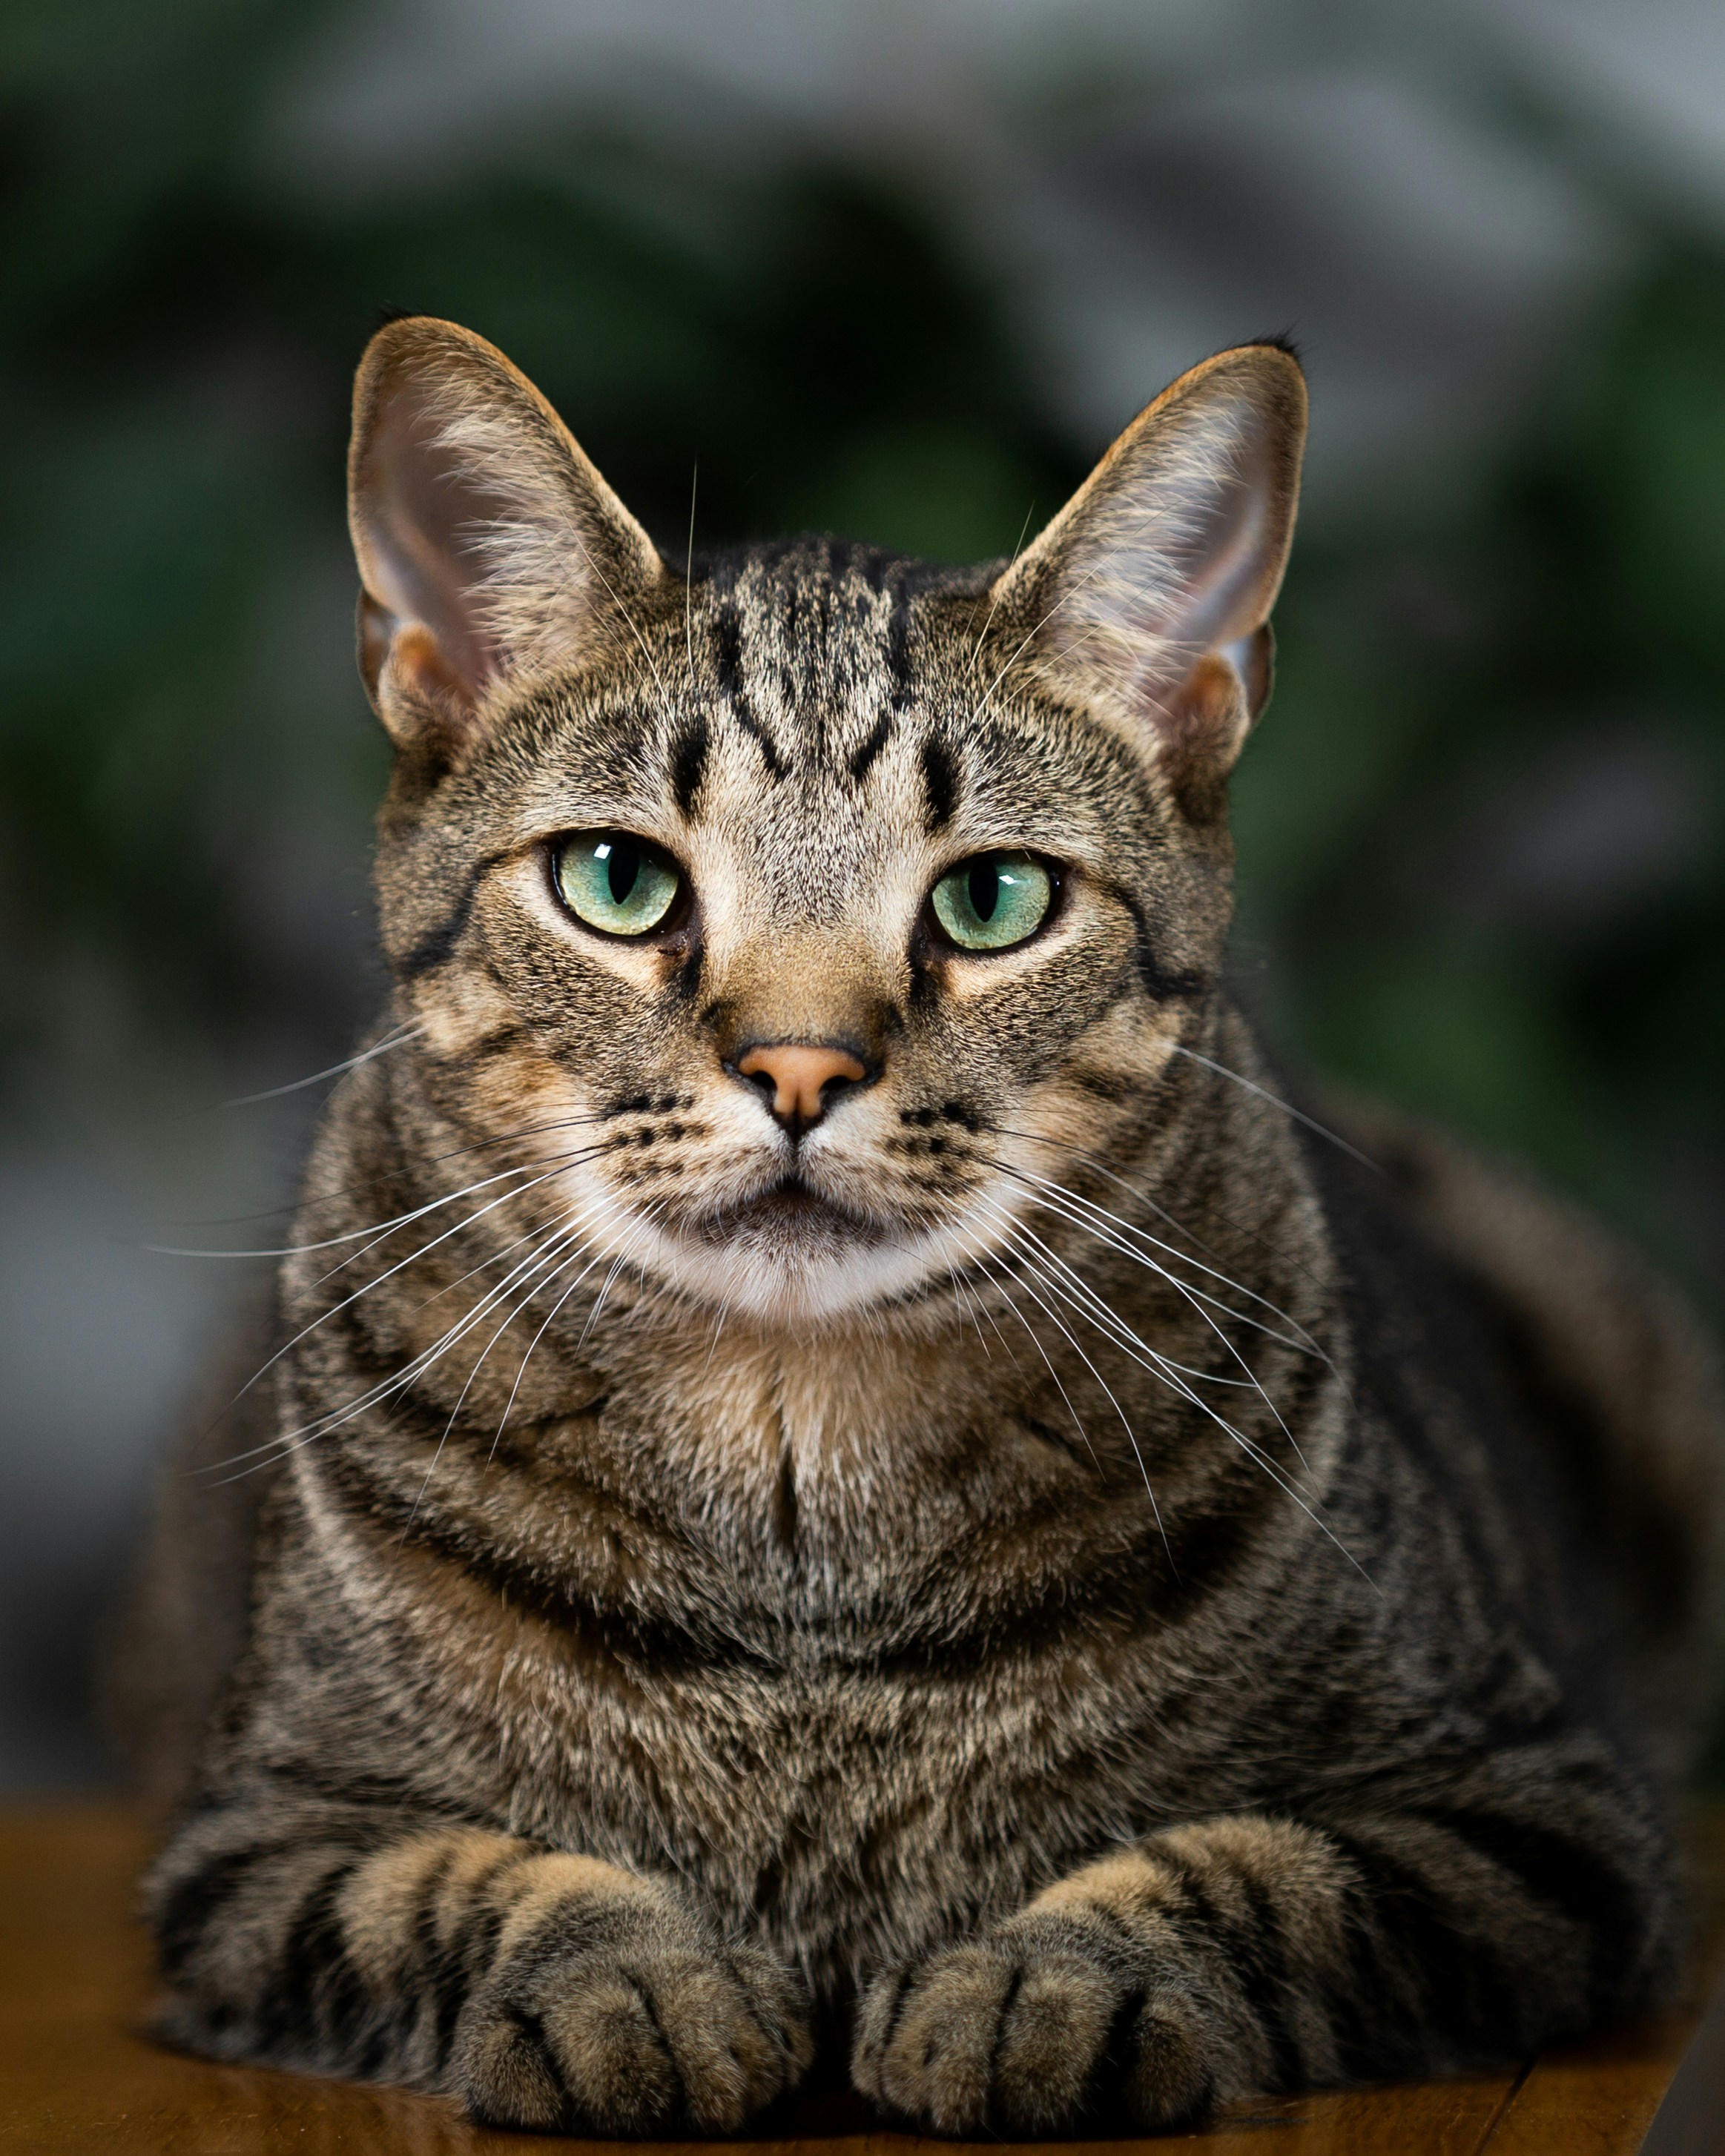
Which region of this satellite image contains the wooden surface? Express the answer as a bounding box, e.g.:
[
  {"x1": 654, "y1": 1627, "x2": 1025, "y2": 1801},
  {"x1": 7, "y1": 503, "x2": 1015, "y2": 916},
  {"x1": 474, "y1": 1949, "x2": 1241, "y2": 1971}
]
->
[{"x1": 1, "y1": 1802, "x2": 1720, "y2": 2154}]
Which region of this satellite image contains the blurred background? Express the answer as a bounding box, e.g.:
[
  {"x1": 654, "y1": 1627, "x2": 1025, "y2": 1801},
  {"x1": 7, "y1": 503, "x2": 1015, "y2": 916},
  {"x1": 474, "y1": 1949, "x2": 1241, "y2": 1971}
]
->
[{"x1": 3, "y1": 0, "x2": 1724, "y2": 1786}]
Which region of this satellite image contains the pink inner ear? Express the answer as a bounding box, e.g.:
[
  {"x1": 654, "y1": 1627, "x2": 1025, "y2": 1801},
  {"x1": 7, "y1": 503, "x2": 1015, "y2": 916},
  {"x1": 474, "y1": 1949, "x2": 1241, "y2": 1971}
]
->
[
  {"x1": 390, "y1": 620, "x2": 474, "y2": 710},
  {"x1": 1124, "y1": 440, "x2": 1279, "y2": 678},
  {"x1": 356, "y1": 386, "x2": 509, "y2": 707}
]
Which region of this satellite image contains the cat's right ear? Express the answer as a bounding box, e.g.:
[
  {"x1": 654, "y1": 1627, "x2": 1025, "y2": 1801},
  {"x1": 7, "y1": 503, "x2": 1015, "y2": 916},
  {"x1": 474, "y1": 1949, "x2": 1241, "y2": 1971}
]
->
[
  {"x1": 989, "y1": 343, "x2": 1306, "y2": 820},
  {"x1": 347, "y1": 316, "x2": 664, "y2": 761}
]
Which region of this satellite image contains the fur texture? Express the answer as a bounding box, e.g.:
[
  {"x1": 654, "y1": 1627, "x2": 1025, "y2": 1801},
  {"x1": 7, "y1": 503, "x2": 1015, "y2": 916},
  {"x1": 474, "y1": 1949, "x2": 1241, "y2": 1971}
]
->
[{"x1": 123, "y1": 319, "x2": 1724, "y2": 2137}]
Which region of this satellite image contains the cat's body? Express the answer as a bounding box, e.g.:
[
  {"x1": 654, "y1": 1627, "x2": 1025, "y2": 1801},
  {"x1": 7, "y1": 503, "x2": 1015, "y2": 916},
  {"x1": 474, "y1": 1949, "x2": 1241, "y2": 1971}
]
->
[{"x1": 124, "y1": 323, "x2": 1725, "y2": 2136}]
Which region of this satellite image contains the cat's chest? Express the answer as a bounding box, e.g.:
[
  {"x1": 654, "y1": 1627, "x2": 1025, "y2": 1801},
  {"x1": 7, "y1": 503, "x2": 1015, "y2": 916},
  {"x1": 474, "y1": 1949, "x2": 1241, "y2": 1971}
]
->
[{"x1": 491, "y1": 1590, "x2": 1203, "y2": 1985}]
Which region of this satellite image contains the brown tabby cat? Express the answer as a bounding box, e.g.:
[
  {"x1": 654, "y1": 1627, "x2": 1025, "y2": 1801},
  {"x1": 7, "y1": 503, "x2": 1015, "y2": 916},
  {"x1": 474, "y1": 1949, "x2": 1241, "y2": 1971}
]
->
[{"x1": 119, "y1": 317, "x2": 1725, "y2": 2137}]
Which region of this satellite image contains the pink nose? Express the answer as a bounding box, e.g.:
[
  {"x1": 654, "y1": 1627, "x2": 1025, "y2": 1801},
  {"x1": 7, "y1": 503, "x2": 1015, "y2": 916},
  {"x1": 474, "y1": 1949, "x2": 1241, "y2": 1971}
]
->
[{"x1": 736, "y1": 1042, "x2": 868, "y2": 1128}]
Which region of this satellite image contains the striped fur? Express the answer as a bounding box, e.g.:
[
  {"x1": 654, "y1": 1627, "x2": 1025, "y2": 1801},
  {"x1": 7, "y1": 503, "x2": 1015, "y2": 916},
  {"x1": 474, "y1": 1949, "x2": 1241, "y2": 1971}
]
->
[{"x1": 125, "y1": 320, "x2": 1724, "y2": 2135}]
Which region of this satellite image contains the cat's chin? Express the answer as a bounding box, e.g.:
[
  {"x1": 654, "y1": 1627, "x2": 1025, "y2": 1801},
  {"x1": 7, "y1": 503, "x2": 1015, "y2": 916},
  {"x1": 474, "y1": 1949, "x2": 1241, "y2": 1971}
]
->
[
  {"x1": 688, "y1": 1179, "x2": 888, "y2": 1266},
  {"x1": 640, "y1": 1175, "x2": 976, "y2": 1326}
]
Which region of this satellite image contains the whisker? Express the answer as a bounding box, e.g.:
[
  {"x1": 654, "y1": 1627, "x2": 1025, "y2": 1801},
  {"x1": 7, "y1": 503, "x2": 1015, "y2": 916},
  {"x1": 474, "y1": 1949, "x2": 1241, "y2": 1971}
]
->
[
  {"x1": 1000, "y1": 1179, "x2": 1313, "y2": 1468},
  {"x1": 965, "y1": 501, "x2": 1038, "y2": 676},
  {"x1": 946, "y1": 1260, "x2": 993, "y2": 1358},
  {"x1": 701, "y1": 1289, "x2": 734, "y2": 1376},
  {"x1": 198, "y1": 1151, "x2": 606, "y2": 1462},
  {"x1": 221, "y1": 1194, "x2": 616, "y2": 1483},
  {"x1": 1001, "y1": 1165, "x2": 1324, "y2": 1361},
  {"x1": 947, "y1": 1212, "x2": 1100, "y2": 1475},
  {"x1": 1165, "y1": 1044, "x2": 1378, "y2": 1169},
  {"x1": 162, "y1": 1111, "x2": 610, "y2": 1231},
  {"x1": 489, "y1": 1230, "x2": 636, "y2": 1464},
  {"x1": 214, "y1": 1024, "x2": 426, "y2": 1109},
  {"x1": 964, "y1": 1205, "x2": 1183, "y2": 1570},
  {"x1": 994, "y1": 1120, "x2": 1340, "y2": 1313},
  {"x1": 406, "y1": 1198, "x2": 638, "y2": 1523},
  {"x1": 501, "y1": 1192, "x2": 669, "y2": 1462},
  {"x1": 984, "y1": 1206, "x2": 1370, "y2": 1584},
  {"x1": 410, "y1": 1208, "x2": 584, "y2": 1314},
  {"x1": 152, "y1": 1161, "x2": 551, "y2": 1262},
  {"x1": 991, "y1": 1122, "x2": 1226, "y2": 1266},
  {"x1": 995, "y1": 1208, "x2": 1273, "y2": 1416},
  {"x1": 313, "y1": 1137, "x2": 615, "y2": 1286}
]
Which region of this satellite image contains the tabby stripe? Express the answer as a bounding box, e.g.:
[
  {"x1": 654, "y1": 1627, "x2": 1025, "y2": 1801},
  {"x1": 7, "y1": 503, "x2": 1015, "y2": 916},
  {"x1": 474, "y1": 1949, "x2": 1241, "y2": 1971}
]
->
[
  {"x1": 886, "y1": 586, "x2": 914, "y2": 700},
  {"x1": 670, "y1": 715, "x2": 710, "y2": 818},
  {"x1": 312, "y1": 1439, "x2": 779, "y2": 1674},
  {"x1": 407, "y1": 1842, "x2": 464, "y2": 2057},
  {"x1": 712, "y1": 606, "x2": 785, "y2": 776},
  {"x1": 1100, "y1": 1973, "x2": 1155, "y2": 2108},
  {"x1": 427, "y1": 1027, "x2": 525, "y2": 1072},
  {"x1": 873, "y1": 1966, "x2": 914, "y2": 2061},
  {"x1": 1158, "y1": 1849, "x2": 1302, "y2": 2089},
  {"x1": 504, "y1": 2005, "x2": 568, "y2": 2111},
  {"x1": 628, "y1": 1973, "x2": 685, "y2": 2117},
  {"x1": 848, "y1": 709, "x2": 894, "y2": 783},
  {"x1": 1429, "y1": 1807, "x2": 1646, "y2": 2008},
  {"x1": 1325, "y1": 1826, "x2": 1524, "y2": 2063},
  {"x1": 156, "y1": 1839, "x2": 294, "y2": 1980},
  {"x1": 258, "y1": 1854, "x2": 372, "y2": 2059},
  {"x1": 396, "y1": 848, "x2": 511, "y2": 981},
  {"x1": 920, "y1": 735, "x2": 958, "y2": 830},
  {"x1": 992, "y1": 1962, "x2": 1026, "y2": 2074},
  {"x1": 1113, "y1": 890, "x2": 1210, "y2": 1002},
  {"x1": 1227, "y1": 1863, "x2": 1308, "y2": 2084}
]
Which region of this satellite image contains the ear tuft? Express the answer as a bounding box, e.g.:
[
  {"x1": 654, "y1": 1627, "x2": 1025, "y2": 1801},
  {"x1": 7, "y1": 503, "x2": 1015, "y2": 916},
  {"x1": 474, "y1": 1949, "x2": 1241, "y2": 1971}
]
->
[
  {"x1": 346, "y1": 317, "x2": 664, "y2": 759},
  {"x1": 991, "y1": 343, "x2": 1307, "y2": 813}
]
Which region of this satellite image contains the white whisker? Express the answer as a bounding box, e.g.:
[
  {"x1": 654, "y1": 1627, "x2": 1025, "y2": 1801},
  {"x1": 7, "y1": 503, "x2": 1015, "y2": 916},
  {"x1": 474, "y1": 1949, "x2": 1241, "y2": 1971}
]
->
[
  {"x1": 978, "y1": 1200, "x2": 1371, "y2": 1584},
  {"x1": 198, "y1": 1151, "x2": 607, "y2": 1464},
  {"x1": 1000, "y1": 1177, "x2": 1314, "y2": 1468},
  {"x1": 972, "y1": 1201, "x2": 1175, "y2": 1561},
  {"x1": 1166, "y1": 1044, "x2": 1378, "y2": 1169},
  {"x1": 225, "y1": 1191, "x2": 622, "y2": 1484},
  {"x1": 1000, "y1": 1161, "x2": 1327, "y2": 1360},
  {"x1": 213, "y1": 1024, "x2": 426, "y2": 1109}
]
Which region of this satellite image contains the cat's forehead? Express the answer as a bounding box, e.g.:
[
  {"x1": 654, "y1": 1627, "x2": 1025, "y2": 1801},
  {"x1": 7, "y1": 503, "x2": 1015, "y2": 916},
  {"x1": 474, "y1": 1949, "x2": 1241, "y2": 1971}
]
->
[
  {"x1": 696, "y1": 538, "x2": 962, "y2": 774},
  {"x1": 491, "y1": 533, "x2": 1149, "y2": 919}
]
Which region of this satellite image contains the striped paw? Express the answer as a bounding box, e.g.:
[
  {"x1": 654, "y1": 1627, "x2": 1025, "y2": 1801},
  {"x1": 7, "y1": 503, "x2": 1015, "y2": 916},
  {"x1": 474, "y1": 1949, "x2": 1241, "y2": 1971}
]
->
[
  {"x1": 853, "y1": 1908, "x2": 1221, "y2": 2136},
  {"x1": 452, "y1": 1887, "x2": 811, "y2": 2135}
]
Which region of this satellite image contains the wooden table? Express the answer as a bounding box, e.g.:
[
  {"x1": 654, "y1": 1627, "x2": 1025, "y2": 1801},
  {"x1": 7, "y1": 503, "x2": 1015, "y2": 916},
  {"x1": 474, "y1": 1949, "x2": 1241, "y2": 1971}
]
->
[{"x1": 2, "y1": 1804, "x2": 1721, "y2": 2154}]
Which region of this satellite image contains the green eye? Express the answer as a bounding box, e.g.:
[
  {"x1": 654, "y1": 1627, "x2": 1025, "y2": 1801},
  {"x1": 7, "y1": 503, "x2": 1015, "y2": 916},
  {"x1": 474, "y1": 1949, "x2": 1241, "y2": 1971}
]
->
[
  {"x1": 930, "y1": 850, "x2": 1053, "y2": 952},
  {"x1": 554, "y1": 830, "x2": 682, "y2": 937}
]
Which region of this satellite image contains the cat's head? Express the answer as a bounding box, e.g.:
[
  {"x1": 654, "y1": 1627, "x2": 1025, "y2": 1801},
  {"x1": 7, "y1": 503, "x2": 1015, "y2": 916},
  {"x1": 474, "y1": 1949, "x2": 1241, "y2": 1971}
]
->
[{"x1": 346, "y1": 318, "x2": 1305, "y2": 1329}]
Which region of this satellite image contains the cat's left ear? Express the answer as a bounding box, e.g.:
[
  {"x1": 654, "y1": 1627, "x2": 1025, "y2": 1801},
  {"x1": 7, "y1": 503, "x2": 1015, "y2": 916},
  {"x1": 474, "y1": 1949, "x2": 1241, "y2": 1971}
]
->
[
  {"x1": 347, "y1": 315, "x2": 665, "y2": 761},
  {"x1": 992, "y1": 343, "x2": 1306, "y2": 817}
]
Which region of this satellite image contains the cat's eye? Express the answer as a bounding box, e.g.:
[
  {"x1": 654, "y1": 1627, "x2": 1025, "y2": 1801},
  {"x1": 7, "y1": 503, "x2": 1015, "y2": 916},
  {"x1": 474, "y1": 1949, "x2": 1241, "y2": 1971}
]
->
[
  {"x1": 929, "y1": 850, "x2": 1054, "y2": 953},
  {"x1": 553, "y1": 830, "x2": 683, "y2": 937}
]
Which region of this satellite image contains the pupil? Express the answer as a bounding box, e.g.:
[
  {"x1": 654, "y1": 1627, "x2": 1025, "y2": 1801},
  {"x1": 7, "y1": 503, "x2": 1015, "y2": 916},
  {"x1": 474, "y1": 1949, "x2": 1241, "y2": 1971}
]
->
[
  {"x1": 606, "y1": 840, "x2": 640, "y2": 905},
  {"x1": 969, "y1": 862, "x2": 1000, "y2": 922}
]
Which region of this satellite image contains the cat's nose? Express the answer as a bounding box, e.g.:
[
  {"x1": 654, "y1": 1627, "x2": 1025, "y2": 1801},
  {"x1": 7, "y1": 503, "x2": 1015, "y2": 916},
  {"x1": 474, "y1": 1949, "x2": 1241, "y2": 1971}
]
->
[{"x1": 733, "y1": 1042, "x2": 869, "y2": 1131}]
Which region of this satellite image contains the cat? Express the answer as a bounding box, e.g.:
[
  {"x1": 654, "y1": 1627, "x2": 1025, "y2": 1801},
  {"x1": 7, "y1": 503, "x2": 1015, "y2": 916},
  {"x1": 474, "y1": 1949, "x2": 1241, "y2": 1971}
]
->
[{"x1": 117, "y1": 314, "x2": 1725, "y2": 2137}]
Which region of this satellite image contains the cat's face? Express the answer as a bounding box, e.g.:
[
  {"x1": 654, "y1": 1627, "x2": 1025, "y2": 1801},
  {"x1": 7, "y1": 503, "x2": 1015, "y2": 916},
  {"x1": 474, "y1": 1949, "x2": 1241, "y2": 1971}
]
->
[{"x1": 349, "y1": 321, "x2": 1305, "y2": 1327}]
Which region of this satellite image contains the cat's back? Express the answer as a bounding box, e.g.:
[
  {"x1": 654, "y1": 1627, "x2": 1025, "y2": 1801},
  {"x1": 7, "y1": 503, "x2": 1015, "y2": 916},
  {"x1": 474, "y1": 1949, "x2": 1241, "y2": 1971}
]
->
[{"x1": 1312, "y1": 1107, "x2": 1725, "y2": 1785}]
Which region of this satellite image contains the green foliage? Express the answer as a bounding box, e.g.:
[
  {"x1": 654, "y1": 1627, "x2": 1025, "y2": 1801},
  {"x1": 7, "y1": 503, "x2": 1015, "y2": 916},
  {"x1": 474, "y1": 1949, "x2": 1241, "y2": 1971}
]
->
[{"x1": 1236, "y1": 251, "x2": 1725, "y2": 1296}]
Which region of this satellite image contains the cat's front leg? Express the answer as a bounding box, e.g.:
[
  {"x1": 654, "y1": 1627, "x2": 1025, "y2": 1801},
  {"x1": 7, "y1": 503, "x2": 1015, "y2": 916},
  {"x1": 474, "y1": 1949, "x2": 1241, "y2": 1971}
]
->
[
  {"x1": 854, "y1": 1824, "x2": 1299, "y2": 2135},
  {"x1": 854, "y1": 1780, "x2": 1663, "y2": 2134},
  {"x1": 150, "y1": 1802, "x2": 811, "y2": 2133}
]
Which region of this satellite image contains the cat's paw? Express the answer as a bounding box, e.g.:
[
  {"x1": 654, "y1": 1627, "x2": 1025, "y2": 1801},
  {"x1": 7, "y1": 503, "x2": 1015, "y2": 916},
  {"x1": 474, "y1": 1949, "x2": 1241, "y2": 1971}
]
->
[
  {"x1": 452, "y1": 1885, "x2": 811, "y2": 2135},
  {"x1": 853, "y1": 1908, "x2": 1221, "y2": 2136}
]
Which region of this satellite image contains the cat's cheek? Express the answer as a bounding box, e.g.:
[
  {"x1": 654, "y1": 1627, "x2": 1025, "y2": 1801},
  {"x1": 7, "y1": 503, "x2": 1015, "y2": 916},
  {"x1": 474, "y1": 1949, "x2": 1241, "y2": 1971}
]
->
[{"x1": 409, "y1": 967, "x2": 519, "y2": 1060}]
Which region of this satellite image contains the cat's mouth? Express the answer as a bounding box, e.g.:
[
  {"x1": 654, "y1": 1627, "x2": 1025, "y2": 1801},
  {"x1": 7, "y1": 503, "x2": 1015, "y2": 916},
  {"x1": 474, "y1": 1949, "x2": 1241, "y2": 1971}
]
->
[
  {"x1": 630, "y1": 1166, "x2": 994, "y2": 1320},
  {"x1": 689, "y1": 1176, "x2": 888, "y2": 1254}
]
